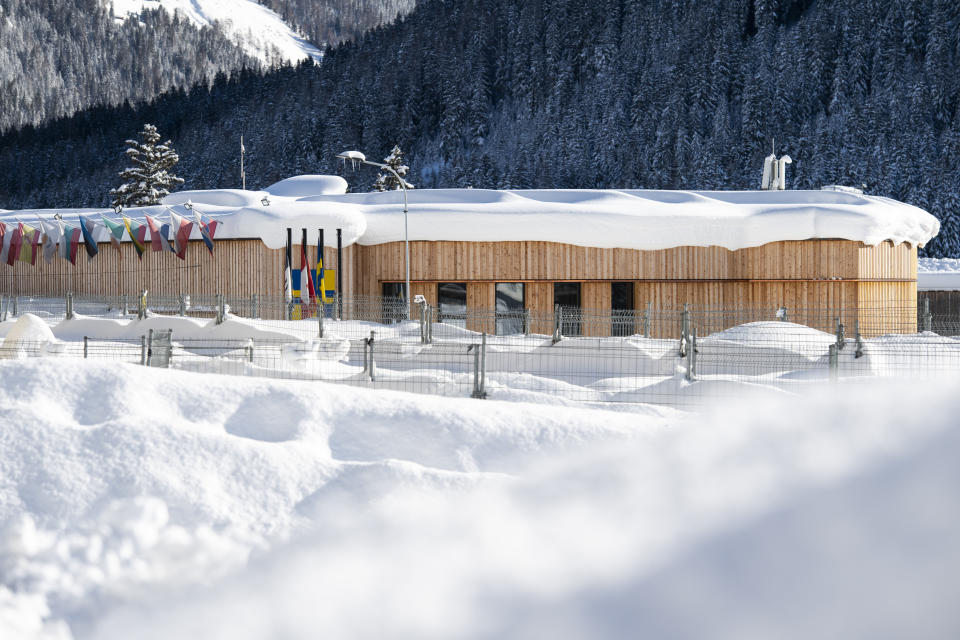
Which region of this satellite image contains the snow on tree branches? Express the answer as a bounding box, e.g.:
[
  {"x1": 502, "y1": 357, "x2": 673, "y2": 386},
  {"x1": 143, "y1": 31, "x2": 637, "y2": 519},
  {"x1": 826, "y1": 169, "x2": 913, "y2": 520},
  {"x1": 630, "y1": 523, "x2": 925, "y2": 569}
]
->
[
  {"x1": 373, "y1": 145, "x2": 415, "y2": 192},
  {"x1": 110, "y1": 124, "x2": 184, "y2": 207}
]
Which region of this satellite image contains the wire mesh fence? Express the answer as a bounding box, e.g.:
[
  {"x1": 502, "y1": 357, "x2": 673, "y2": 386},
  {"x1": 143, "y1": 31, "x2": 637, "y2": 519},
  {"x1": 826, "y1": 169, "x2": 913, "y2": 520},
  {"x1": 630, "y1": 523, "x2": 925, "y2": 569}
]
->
[{"x1": 3, "y1": 291, "x2": 960, "y2": 410}]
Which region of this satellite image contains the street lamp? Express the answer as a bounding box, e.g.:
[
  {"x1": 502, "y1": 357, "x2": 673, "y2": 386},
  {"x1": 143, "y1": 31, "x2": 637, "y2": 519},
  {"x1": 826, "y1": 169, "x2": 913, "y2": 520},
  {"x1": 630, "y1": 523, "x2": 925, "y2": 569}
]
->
[{"x1": 336, "y1": 150, "x2": 411, "y2": 320}]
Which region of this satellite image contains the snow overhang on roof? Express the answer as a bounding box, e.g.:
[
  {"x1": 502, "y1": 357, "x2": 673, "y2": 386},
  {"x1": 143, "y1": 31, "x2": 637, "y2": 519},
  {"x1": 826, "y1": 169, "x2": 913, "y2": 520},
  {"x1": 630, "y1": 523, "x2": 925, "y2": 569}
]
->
[
  {"x1": 0, "y1": 179, "x2": 940, "y2": 252},
  {"x1": 327, "y1": 187, "x2": 941, "y2": 251}
]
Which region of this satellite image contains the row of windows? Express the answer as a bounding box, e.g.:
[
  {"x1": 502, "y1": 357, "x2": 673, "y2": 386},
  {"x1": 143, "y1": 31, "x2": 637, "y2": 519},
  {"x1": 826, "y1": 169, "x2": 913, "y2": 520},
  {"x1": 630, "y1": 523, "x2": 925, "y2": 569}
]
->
[{"x1": 383, "y1": 282, "x2": 637, "y2": 336}]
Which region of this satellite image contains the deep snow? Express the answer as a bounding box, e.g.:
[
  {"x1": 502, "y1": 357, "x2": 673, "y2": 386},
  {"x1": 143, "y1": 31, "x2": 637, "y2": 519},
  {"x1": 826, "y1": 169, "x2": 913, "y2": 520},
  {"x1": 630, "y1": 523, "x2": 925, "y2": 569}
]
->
[{"x1": 2, "y1": 359, "x2": 960, "y2": 639}]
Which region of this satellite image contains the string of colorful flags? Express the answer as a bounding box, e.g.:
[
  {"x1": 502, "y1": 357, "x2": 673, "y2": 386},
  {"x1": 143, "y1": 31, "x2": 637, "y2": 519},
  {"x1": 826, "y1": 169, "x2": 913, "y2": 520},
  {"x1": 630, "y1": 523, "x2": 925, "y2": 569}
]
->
[{"x1": 0, "y1": 206, "x2": 220, "y2": 268}]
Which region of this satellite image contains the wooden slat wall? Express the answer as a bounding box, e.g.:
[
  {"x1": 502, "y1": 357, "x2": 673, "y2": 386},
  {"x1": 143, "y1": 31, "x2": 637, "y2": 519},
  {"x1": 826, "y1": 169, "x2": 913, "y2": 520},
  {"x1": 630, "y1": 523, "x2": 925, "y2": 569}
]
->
[
  {"x1": 357, "y1": 239, "x2": 890, "y2": 283},
  {"x1": 1, "y1": 238, "x2": 354, "y2": 301},
  {"x1": 525, "y1": 282, "x2": 554, "y2": 335},
  {"x1": 582, "y1": 282, "x2": 611, "y2": 337}
]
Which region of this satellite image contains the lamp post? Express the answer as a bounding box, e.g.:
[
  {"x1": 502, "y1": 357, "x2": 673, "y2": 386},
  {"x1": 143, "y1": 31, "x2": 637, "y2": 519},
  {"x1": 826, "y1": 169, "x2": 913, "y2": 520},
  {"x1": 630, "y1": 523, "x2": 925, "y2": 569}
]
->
[{"x1": 336, "y1": 150, "x2": 410, "y2": 319}]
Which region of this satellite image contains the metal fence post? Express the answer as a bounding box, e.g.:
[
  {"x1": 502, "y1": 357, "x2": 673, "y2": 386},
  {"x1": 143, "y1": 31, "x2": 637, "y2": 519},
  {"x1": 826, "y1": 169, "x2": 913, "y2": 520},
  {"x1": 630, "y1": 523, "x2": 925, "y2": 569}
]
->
[
  {"x1": 367, "y1": 331, "x2": 375, "y2": 382},
  {"x1": 146, "y1": 329, "x2": 154, "y2": 366},
  {"x1": 680, "y1": 304, "x2": 690, "y2": 356},
  {"x1": 216, "y1": 294, "x2": 225, "y2": 325},
  {"x1": 0, "y1": 294, "x2": 5, "y2": 322},
  {"x1": 922, "y1": 297, "x2": 932, "y2": 333},
  {"x1": 523, "y1": 308, "x2": 531, "y2": 336},
  {"x1": 12, "y1": 296, "x2": 17, "y2": 317},
  {"x1": 140, "y1": 335, "x2": 147, "y2": 365},
  {"x1": 552, "y1": 304, "x2": 562, "y2": 344},
  {"x1": 121, "y1": 294, "x2": 127, "y2": 318},
  {"x1": 855, "y1": 320, "x2": 864, "y2": 359},
  {"x1": 246, "y1": 344, "x2": 254, "y2": 363},
  {"x1": 835, "y1": 317, "x2": 846, "y2": 350},
  {"x1": 252, "y1": 294, "x2": 260, "y2": 320},
  {"x1": 178, "y1": 294, "x2": 186, "y2": 317},
  {"x1": 480, "y1": 332, "x2": 487, "y2": 398},
  {"x1": 643, "y1": 302, "x2": 651, "y2": 338},
  {"x1": 419, "y1": 302, "x2": 427, "y2": 344},
  {"x1": 427, "y1": 305, "x2": 434, "y2": 343},
  {"x1": 83, "y1": 336, "x2": 88, "y2": 359},
  {"x1": 471, "y1": 343, "x2": 481, "y2": 397},
  {"x1": 66, "y1": 292, "x2": 74, "y2": 320},
  {"x1": 685, "y1": 328, "x2": 697, "y2": 381},
  {"x1": 828, "y1": 343, "x2": 838, "y2": 381},
  {"x1": 318, "y1": 307, "x2": 324, "y2": 338}
]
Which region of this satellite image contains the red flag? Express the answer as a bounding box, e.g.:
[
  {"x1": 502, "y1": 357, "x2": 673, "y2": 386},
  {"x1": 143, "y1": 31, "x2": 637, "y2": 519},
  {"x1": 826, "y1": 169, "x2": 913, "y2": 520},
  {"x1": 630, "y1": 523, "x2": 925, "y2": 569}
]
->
[
  {"x1": 7, "y1": 223, "x2": 23, "y2": 266},
  {"x1": 300, "y1": 244, "x2": 316, "y2": 305}
]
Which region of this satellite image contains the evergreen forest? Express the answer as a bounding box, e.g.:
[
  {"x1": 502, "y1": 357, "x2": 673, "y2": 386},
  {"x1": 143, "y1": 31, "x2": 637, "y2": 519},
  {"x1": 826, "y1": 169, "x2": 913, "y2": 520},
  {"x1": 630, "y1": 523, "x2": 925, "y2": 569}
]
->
[{"x1": 1, "y1": 0, "x2": 958, "y2": 256}]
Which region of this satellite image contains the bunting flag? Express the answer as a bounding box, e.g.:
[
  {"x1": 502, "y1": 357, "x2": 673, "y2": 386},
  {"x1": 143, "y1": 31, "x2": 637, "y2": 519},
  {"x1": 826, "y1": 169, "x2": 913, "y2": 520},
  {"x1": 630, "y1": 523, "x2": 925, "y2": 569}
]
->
[
  {"x1": 194, "y1": 212, "x2": 217, "y2": 256},
  {"x1": 123, "y1": 216, "x2": 148, "y2": 260},
  {"x1": 144, "y1": 214, "x2": 173, "y2": 253},
  {"x1": 0, "y1": 221, "x2": 8, "y2": 265},
  {"x1": 40, "y1": 220, "x2": 60, "y2": 264},
  {"x1": 58, "y1": 220, "x2": 82, "y2": 266},
  {"x1": 6, "y1": 223, "x2": 22, "y2": 267},
  {"x1": 159, "y1": 219, "x2": 175, "y2": 253},
  {"x1": 18, "y1": 222, "x2": 41, "y2": 265},
  {"x1": 77, "y1": 215, "x2": 99, "y2": 261},
  {"x1": 100, "y1": 215, "x2": 126, "y2": 254},
  {"x1": 169, "y1": 211, "x2": 193, "y2": 260}
]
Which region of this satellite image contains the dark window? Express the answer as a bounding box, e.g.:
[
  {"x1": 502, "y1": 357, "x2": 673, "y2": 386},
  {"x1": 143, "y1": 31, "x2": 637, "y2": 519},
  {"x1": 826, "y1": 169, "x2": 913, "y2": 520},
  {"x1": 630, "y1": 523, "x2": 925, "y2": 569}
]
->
[
  {"x1": 611, "y1": 282, "x2": 635, "y2": 337},
  {"x1": 495, "y1": 283, "x2": 525, "y2": 335},
  {"x1": 438, "y1": 282, "x2": 467, "y2": 328},
  {"x1": 381, "y1": 283, "x2": 405, "y2": 323},
  {"x1": 554, "y1": 282, "x2": 581, "y2": 336}
]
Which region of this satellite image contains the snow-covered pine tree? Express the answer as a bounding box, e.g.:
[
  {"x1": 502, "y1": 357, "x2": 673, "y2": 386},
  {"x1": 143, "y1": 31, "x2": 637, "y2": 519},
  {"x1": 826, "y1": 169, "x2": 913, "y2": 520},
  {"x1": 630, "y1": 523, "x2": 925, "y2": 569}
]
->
[
  {"x1": 373, "y1": 145, "x2": 415, "y2": 191},
  {"x1": 110, "y1": 124, "x2": 184, "y2": 207}
]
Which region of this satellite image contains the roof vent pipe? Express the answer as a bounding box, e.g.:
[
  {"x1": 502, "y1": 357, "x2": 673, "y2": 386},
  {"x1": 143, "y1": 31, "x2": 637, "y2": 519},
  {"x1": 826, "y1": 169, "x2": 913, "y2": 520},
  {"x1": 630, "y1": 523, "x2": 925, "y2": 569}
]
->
[{"x1": 760, "y1": 140, "x2": 792, "y2": 190}]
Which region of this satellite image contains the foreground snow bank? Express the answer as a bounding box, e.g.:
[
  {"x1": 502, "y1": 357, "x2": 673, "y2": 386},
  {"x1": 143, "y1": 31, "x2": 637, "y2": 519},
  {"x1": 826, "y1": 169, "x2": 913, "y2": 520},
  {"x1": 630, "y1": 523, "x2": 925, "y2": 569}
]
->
[{"x1": 2, "y1": 360, "x2": 960, "y2": 639}]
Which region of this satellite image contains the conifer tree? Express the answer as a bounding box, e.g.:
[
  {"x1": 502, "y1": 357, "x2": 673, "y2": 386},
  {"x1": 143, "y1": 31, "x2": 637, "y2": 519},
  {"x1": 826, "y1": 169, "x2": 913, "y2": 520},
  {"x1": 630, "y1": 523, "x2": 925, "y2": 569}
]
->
[
  {"x1": 373, "y1": 145, "x2": 415, "y2": 191},
  {"x1": 110, "y1": 124, "x2": 184, "y2": 207}
]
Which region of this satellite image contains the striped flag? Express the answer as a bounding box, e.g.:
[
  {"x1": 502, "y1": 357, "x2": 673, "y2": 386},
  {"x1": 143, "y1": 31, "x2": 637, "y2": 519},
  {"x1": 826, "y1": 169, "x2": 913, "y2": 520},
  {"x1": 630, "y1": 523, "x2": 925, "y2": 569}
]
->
[
  {"x1": 0, "y1": 222, "x2": 7, "y2": 265},
  {"x1": 77, "y1": 215, "x2": 99, "y2": 261},
  {"x1": 100, "y1": 215, "x2": 126, "y2": 254},
  {"x1": 58, "y1": 220, "x2": 82, "y2": 266},
  {"x1": 194, "y1": 212, "x2": 217, "y2": 255},
  {"x1": 123, "y1": 216, "x2": 148, "y2": 259},
  {"x1": 169, "y1": 211, "x2": 193, "y2": 260},
  {"x1": 144, "y1": 214, "x2": 173, "y2": 253},
  {"x1": 6, "y1": 223, "x2": 22, "y2": 267},
  {"x1": 40, "y1": 220, "x2": 60, "y2": 264},
  {"x1": 18, "y1": 222, "x2": 41, "y2": 265},
  {"x1": 299, "y1": 243, "x2": 316, "y2": 305}
]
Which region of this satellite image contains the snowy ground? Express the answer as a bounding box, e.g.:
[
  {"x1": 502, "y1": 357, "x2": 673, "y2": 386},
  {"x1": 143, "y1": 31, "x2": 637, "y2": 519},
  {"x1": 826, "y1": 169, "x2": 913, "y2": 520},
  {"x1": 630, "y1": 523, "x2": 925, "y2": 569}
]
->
[{"x1": 2, "y1": 359, "x2": 960, "y2": 639}]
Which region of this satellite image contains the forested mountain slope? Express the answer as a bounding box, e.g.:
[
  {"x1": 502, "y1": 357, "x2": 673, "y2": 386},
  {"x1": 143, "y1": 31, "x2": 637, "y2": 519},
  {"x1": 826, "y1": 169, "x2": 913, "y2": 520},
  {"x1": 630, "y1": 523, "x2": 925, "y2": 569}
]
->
[
  {"x1": 256, "y1": 0, "x2": 416, "y2": 48},
  {"x1": 2, "y1": 0, "x2": 958, "y2": 255},
  {"x1": 0, "y1": 0, "x2": 258, "y2": 132}
]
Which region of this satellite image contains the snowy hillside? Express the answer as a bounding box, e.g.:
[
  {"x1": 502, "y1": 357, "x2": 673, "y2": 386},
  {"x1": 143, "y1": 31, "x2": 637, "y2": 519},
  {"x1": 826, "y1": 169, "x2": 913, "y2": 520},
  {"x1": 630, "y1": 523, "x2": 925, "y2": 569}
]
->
[{"x1": 110, "y1": 0, "x2": 323, "y2": 64}]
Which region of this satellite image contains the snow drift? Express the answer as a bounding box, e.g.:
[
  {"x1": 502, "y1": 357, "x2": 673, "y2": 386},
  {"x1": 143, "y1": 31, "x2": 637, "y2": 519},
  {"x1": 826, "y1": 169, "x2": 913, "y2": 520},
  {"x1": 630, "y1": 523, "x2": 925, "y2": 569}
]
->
[{"x1": 2, "y1": 359, "x2": 960, "y2": 639}]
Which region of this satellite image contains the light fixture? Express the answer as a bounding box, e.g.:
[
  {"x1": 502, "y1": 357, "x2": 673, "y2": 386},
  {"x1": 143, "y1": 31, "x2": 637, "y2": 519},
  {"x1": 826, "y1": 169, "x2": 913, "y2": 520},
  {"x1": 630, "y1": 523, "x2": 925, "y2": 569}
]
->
[
  {"x1": 183, "y1": 200, "x2": 193, "y2": 211},
  {"x1": 261, "y1": 196, "x2": 270, "y2": 207}
]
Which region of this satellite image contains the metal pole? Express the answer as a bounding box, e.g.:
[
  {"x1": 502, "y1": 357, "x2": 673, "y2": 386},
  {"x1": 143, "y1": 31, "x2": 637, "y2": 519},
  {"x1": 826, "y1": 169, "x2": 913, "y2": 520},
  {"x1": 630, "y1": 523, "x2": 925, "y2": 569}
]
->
[
  {"x1": 829, "y1": 344, "x2": 838, "y2": 381},
  {"x1": 336, "y1": 228, "x2": 343, "y2": 321},
  {"x1": 140, "y1": 335, "x2": 147, "y2": 365},
  {"x1": 83, "y1": 336, "x2": 88, "y2": 359},
  {"x1": 368, "y1": 331, "x2": 375, "y2": 382},
  {"x1": 923, "y1": 297, "x2": 932, "y2": 333},
  {"x1": 480, "y1": 332, "x2": 487, "y2": 398},
  {"x1": 252, "y1": 293, "x2": 259, "y2": 319},
  {"x1": 553, "y1": 304, "x2": 562, "y2": 344},
  {"x1": 178, "y1": 294, "x2": 186, "y2": 317},
  {"x1": 644, "y1": 302, "x2": 651, "y2": 338},
  {"x1": 66, "y1": 292, "x2": 74, "y2": 320},
  {"x1": 147, "y1": 329, "x2": 154, "y2": 366}
]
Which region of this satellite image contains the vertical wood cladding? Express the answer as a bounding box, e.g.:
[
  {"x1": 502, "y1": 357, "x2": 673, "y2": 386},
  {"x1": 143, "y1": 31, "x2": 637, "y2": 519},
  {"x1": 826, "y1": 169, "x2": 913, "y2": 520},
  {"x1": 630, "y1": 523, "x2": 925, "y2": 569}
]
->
[{"x1": 3, "y1": 237, "x2": 917, "y2": 335}]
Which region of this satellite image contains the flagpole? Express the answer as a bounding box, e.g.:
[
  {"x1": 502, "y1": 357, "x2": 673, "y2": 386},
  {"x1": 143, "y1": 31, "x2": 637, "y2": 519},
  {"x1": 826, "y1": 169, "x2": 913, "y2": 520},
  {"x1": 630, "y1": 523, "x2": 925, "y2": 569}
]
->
[{"x1": 240, "y1": 136, "x2": 246, "y2": 191}]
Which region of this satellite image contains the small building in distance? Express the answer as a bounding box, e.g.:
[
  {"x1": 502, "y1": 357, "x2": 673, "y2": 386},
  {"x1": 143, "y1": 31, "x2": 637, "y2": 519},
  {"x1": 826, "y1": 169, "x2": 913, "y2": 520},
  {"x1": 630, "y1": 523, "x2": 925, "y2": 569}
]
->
[{"x1": 0, "y1": 176, "x2": 940, "y2": 337}]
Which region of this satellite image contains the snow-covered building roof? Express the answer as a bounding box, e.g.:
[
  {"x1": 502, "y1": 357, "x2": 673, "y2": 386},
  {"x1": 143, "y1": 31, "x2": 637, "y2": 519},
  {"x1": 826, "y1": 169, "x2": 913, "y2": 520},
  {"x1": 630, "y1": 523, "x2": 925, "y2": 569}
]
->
[{"x1": 0, "y1": 176, "x2": 941, "y2": 251}]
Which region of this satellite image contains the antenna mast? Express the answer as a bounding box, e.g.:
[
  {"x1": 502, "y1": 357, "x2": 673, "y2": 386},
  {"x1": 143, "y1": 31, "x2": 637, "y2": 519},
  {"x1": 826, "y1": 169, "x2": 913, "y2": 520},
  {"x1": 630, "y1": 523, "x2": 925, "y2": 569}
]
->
[{"x1": 240, "y1": 135, "x2": 246, "y2": 191}]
